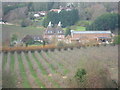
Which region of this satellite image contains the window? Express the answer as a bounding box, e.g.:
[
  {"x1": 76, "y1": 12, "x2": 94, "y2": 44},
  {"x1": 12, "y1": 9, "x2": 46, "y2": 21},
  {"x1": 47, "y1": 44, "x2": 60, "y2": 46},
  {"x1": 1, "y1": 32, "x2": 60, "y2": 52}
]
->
[
  {"x1": 60, "y1": 31, "x2": 62, "y2": 33},
  {"x1": 58, "y1": 35, "x2": 61, "y2": 37},
  {"x1": 48, "y1": 31, "x2": 52, "y2": 33},
  {"x1": 58, "y1": 31, "x2": 62, "y2": 33}
]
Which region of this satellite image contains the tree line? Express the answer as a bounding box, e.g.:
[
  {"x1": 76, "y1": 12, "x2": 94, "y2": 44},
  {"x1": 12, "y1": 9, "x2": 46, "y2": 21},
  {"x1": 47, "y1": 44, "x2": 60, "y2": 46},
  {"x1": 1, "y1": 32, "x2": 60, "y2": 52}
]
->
[
  {"x1": 3, "y1": 3, "x2": 27, "y2": 15},
  {"x1": 86, "y1": 13, "x2": 120, "y2": 31},
  {"x1": 42, "y1": 9, "x2": 79, "y2": 28}
]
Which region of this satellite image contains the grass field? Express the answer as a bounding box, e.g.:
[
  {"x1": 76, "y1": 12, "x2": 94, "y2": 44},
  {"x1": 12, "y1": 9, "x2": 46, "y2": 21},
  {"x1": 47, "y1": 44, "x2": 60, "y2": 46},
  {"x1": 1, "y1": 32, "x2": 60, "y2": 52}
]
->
[
  {"x1": 75, "y1": 26, "x2": 86, "y2": 31},
  {"x1": 2, "y1": 24, "x2": 45, "y2": 42},
  {"x1": 64, "y1": 26, "x2": 86, "y2": 31},
  {"x1": 2, "y1": 45, "x2": 118, "y2": 88}
]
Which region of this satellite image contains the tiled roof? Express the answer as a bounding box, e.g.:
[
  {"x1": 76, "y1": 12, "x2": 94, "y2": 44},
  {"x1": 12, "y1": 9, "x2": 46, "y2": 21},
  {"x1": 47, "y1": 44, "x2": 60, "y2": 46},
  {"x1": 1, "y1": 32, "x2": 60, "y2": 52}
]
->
[
  {"x1": 50, "y1": 9, "x2": 61, "y2": 12},
  {"x1": 45, "y1": 26, "x2": 64, "y2": 35},
  {"x1": 22, "y1": 35, "x2": 43, "y2": 42}
]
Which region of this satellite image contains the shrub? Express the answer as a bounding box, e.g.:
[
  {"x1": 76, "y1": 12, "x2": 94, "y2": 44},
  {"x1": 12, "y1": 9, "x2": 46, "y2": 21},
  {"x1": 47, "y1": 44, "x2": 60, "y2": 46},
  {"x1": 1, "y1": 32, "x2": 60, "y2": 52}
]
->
[
  {"x1": 75, "y1": 68, "x2": 86, "y2": 82},
  {"x1": 10, "y1": 34, "x2": 18, "y2": 46},
  {"x1": 113, "y1": 35, "x2": 120, "y2": 44},
  {"x1": 73, "y1": 59, "x2": 118, "y2": 88},
  {"x1": 65, "y1": 27, "x2": 71, "y2": 37},
  {"x1": 21, "y1": 19, "x2": 32, "y2": 27},
  {"x1": 11, "y1": 34, "x2": 18, "y2": 42}
]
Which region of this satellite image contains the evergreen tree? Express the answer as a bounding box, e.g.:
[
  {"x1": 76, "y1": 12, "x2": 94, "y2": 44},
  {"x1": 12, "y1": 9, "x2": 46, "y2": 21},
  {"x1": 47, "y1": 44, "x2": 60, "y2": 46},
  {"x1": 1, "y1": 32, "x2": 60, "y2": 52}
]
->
[
  {"x1": 65, "y1": 27, "x2": 71, "y2": 36},
  {"x1": 43, "y1": 9, "x2": 79, "y2": 27}
]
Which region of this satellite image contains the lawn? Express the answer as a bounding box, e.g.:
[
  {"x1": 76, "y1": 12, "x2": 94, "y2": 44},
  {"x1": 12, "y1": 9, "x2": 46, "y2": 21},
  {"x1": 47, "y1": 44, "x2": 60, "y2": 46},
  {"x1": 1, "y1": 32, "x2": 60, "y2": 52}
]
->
[
  {"x1": 63, "y1": 26, "x2": 86, "y2": 31},
  {"x1": 2, "y1": 24, "x2": 45, "y2": 42},
  {"x1": 75, "y1": 26, "x2": 86, "y2": 31}
]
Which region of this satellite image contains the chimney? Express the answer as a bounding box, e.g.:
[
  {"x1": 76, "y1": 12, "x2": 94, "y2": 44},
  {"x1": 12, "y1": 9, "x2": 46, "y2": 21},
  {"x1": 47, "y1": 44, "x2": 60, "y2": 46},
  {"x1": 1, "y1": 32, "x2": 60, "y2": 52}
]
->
[
  {"x1": 48, "y1": 21, "x2": 52, "y2": 27},
  {"x1": 71, "y1": 30, "x2": 74, "y2": 37},
  {"x1": 58, "y1": 21, "x2": 61, "y2": 27}
]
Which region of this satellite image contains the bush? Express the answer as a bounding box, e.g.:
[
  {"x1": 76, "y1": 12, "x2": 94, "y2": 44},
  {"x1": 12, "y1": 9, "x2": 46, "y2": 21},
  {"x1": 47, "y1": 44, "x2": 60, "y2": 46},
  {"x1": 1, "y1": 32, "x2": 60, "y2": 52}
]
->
[
  {"x1": 21, "y1": 19, "x2": 32, "y2": 27},
  {"x1": 75, "y1": 68, "x2": 86, "y2": 82},
  {"x1": 113, "y1": 35, "x2": 120, "y2": 44},
  {"x1": 65, "y1": 27, "x2": 71, "y2": 37},
  {"x1": 73, "y1": 59, "x2": 118, "y2": 88},
  {"x1": 11, "y1": 34, "x2": 18, "y2": 42}
]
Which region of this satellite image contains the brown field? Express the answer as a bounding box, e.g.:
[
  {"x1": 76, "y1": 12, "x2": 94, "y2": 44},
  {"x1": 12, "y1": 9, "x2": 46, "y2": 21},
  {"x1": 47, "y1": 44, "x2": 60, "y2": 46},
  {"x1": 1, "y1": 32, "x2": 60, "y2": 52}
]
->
[{"x1": 2, "y1": 45, "x2": 118, "y2": 88}]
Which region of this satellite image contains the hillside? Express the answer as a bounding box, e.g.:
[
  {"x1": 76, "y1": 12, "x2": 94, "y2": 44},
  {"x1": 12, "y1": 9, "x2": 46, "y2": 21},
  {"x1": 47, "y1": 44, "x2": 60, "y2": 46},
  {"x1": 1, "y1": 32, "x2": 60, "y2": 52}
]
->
[
  {"x1": 2, "y1": 2, "x2": 118, "y2": 25},
  {"x1": 2, "y1": 25, "x2": 45, "y2": 46},
  {"x1": 3, "y1": 7, "x2": 28, "y2": 23}
]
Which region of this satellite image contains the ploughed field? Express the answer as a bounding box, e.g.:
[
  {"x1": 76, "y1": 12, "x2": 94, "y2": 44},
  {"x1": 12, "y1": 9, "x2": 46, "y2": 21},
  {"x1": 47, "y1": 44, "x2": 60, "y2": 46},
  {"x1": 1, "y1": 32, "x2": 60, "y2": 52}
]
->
[{"x1": 2, "y1": 45, "x2": 118, "y2": 88}]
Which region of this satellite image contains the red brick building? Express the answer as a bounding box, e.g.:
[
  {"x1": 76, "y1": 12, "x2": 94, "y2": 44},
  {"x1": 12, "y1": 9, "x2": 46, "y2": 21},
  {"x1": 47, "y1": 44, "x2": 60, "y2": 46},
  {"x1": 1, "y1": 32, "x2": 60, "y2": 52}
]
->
[{"x1": 67, "y1": 30, "x2": 113, "y2": 44}]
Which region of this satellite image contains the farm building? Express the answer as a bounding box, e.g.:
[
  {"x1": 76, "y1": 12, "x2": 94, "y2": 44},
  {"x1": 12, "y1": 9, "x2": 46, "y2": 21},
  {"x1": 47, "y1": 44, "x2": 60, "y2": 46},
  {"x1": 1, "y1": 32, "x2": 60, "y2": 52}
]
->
[
  {"x1": 39, "y1": 11, "x2": 47, "y2": 16},
  {"x1": 22, "y1": 35, "x2": 44, "y2": 43},
  {"x1": 44, "y1": 22, "x2": 114, "y2": 44},
  {"x1": 50, "y1": 9, "x2": 62, "y2": 13},
  {"x1": 50, "y1": 5, "x2": 74, "y2": 13},
  {"x1": 66, "y1": 30, "x2": 114, "y2": 44},
  {"x1": 34, "y1": 14, "x2": 40, "y2": 18},
  {"x1": 44, "y1": 21, "x2": 65, "y2": 41}
]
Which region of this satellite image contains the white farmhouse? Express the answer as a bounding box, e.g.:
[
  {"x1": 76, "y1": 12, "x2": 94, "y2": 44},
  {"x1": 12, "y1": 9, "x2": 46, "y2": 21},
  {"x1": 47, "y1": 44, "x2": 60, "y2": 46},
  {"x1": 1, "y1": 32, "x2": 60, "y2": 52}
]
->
[{"x1": 34, "y1": 14, "x2": 40, "y2": 18}]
